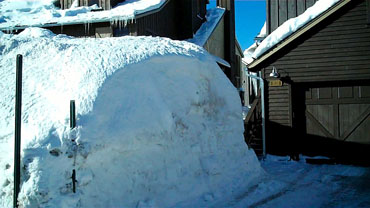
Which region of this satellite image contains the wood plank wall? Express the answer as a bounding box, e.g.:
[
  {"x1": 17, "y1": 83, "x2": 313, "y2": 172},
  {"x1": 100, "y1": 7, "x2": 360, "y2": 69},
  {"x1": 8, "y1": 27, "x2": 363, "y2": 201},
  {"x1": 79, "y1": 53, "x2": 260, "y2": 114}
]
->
[
  {"x1": 367, "y1": 0, "x2": 370, "y2": 24},
  {"x1": 60, "y1": 0, "x2": 120, "y2": 10},
  {"x1": 267, "y1": 0, "x2": 319, "y2": 34},
  {"x1": 133, "y1": 0, "x2": 178, "y2": 39},
  {"x1": 134, "y1": 0, "x2": 207, "y2": 40},
  {"x1": 263, "y1": 0, "x2": 370, "y2": 128}
]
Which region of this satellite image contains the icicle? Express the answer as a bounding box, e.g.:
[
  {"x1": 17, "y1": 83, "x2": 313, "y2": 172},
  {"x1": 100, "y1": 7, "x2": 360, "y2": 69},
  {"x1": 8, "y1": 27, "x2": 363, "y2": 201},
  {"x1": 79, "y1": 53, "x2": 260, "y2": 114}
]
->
[
  {"x1": 84, "y1": 21, "x2": 87, "y2": 35},
  {"x1": 87, "y1": 21, "x2": 90, "y2": 35}
]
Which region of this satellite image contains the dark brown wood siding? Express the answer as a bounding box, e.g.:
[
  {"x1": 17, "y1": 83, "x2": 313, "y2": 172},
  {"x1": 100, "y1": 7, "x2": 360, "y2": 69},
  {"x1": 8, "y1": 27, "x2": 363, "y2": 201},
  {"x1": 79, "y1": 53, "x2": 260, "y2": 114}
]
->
[
  {"x1": 264, "y1": 0, "x2": 370, "y2": 83},
  {"x1": 131, "y1": 0, "x2": 206, "y2": 40},
  {"x1": 266, "y1": 83, "x2": 291, "y2": 126},
  {"x1": 367, "y1": 0, "x2": 370, "y2": 24},
  {"x1": 132, "y1": 0, "x2": 178, "y2": 39},
  {"x1": 260, "y1": 0, "x2": 370, "y2": 156},
  {"x1": 60, "y1": 0, "x2": 123, "y2": 10},
  {"x1": 266, "y1": 0, "x2": 319, "y2": 34}
]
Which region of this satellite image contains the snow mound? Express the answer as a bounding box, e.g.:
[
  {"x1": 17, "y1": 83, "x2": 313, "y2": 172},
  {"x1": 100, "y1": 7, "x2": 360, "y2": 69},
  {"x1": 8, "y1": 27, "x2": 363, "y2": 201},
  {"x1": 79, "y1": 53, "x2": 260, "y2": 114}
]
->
[{"x1": 0, "y1": 28, "x2": 261, "y2": 207}]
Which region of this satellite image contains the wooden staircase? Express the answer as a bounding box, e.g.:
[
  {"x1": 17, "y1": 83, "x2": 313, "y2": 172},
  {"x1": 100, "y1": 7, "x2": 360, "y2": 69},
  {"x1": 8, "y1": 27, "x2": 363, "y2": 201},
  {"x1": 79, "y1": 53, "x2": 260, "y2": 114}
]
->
[{"x1": 244, "y1": 93, "x2": 263, "y2": 157}]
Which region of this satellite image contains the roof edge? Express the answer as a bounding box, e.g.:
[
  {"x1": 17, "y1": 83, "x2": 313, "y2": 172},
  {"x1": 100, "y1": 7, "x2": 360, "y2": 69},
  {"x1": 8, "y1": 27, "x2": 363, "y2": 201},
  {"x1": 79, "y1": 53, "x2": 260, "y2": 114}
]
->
[
  {"x1": 0, "y1": 0, "x2": 169, "y2": 31},
  {"x1": 201, "y1": 8, "x2": 226, "y2": 47},
  {"x1": 248, "y1": 0, "x2": 351, "y2": 69}
]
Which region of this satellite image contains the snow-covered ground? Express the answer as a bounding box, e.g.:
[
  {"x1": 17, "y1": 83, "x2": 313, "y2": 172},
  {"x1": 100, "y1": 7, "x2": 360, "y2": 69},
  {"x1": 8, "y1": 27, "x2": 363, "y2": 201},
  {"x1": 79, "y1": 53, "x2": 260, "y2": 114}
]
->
[
  {"x1": 0, "y1": 0, "x2": 165, "y2": 30},
  {"x1": 225, "y1": 155, "x2": 370, "y2": 208},
  {"x1": 0, "y1": 28, "x2": 262, "y2": 207}
]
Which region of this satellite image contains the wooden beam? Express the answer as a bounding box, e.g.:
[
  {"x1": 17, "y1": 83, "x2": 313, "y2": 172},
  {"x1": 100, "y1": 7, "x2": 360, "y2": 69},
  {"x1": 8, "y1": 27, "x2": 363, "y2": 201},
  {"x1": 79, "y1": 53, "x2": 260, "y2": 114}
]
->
[
  {"x1": 248, "y1": 0, "x2": 352, "y2": 69},
  {"x1": 306, "y1": 109, "x2": 335, "y2": 138},
  {"x1": 342, "y1": 106, "x2": 370, "y2": 140}
]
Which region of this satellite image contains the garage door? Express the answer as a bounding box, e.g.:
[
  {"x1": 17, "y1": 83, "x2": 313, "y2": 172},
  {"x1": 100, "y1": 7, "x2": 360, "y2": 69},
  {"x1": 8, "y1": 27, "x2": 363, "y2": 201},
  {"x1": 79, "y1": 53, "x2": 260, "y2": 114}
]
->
[{"x1": 304, "y1": 84, "x2": 370, "y2": 144}]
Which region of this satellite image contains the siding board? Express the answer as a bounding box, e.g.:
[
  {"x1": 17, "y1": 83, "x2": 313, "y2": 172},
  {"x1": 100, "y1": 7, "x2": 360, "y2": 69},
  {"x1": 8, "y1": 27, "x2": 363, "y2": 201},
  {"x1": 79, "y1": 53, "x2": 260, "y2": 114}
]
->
[
  {"x1": 270, "y1": 0, "x2": 279, "y2": 33},
  {"x1": 260, "y1": 1, "x2": 370, "y2": 144},
  {"x1": 288, "y1": 0, "x2": 297, "y2": 19},
  {"x1": 367, "y1": 0, "x2": 370, "y2": 23},
  {"x1": 297, "y1": 0, "x2": 306, "y2": 15},
  {"x1": 279, "y1": 0, "x2": 288, "y2": 25},
  {"x1": 306, "y1": 0, "x2": 315, "y2": 9}
]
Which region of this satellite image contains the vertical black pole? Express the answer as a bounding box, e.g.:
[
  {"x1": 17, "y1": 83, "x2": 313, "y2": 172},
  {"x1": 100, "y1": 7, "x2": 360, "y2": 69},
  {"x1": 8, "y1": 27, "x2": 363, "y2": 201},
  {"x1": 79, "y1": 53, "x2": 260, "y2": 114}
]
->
[
  {"x1": 14, "y1": 54, "x2": 22, "y2": 208},
  {"x1": 70, "y1": 100, "x2": 76, "y2": 129},
  {"x1": 72, "y1": 169, "x2": 76, "y2": 193},
  {"x1": 70, "y1": 100, "x2": 76, "y2": 193}
]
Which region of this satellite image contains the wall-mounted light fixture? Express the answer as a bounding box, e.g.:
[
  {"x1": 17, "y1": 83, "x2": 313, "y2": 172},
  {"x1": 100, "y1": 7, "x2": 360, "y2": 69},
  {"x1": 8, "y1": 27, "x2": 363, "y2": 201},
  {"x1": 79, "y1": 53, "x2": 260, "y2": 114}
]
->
[{"x1": 269, "y1": 66, "x2": 280, "y2": 78}]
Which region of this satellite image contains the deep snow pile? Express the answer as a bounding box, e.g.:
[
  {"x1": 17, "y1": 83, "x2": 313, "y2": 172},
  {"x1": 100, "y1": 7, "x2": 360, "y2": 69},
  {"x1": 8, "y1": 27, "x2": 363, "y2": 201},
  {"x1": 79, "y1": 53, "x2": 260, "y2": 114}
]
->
[
  {"x1": 0, "y1": 0, "x2": 165, "y2": 30},
  {"x1": 0, "y1": 28, "x2": 262, "y2": 207},
  {"x1": 251, "y1": 0, "x2": 340, "y2": 59}
]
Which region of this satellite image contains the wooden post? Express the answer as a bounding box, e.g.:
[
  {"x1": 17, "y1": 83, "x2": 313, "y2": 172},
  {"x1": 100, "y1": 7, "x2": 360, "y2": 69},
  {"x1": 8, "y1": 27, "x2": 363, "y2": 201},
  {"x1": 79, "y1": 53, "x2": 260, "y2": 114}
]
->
[{"x1": 14, "y1": 54, "x2": 22, "y2": 208}]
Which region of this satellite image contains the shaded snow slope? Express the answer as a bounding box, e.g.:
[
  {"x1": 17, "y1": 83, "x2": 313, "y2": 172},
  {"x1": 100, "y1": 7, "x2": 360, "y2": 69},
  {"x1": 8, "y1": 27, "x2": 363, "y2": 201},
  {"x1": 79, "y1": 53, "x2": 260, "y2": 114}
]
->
[
  {"x1": 0, "y1": 28, "x2": 262, "y2": 207},
  {"x1": 0, "y1": 0, "x2": 165, "y2": 30}
]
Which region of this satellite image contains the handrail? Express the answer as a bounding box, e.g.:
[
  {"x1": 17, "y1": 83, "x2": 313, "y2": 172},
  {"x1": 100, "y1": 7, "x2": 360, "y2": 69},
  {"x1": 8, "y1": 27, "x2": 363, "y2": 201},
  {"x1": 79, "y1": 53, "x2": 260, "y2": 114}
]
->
[
  {"x1": 245, "y1": 71, "x2": 266, "y2": 158},
  {"x1": 244, "y1": 92, "x2": 261, "y2": 123}
]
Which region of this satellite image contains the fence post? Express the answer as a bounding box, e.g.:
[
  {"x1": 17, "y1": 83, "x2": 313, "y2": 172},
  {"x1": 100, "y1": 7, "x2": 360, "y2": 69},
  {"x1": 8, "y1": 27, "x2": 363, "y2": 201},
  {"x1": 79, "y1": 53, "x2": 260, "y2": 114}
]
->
[
  {"x1": 14, "y1": 54, "x2": 22, "y2": 208},
  {"x1": 70, "y1": 100, "x2": 77, "y2": 193}
]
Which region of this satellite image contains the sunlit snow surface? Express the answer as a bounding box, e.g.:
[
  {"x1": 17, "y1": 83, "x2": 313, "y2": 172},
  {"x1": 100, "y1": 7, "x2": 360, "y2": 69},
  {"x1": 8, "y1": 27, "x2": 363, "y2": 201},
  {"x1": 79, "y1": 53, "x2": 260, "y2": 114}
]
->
[
  {"x1": 228, "y1": 155, "x2": 370, "y2": 208},
  {"x1": 0, "y1": 28, "x2": 262, "y2": 208},
  {"x1": 0, "y1": 0, "x2": 165, "y2": 30}
]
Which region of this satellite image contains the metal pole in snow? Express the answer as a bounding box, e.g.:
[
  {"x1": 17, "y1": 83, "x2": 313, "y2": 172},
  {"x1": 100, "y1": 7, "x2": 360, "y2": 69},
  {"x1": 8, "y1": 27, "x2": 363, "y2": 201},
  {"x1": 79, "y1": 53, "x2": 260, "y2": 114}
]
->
[
  {"x1": 70, "y1": 100, "x2": 76, "y2": 129},
  {"x1": 14, "y1": 54, "x2": 22, "y2": 208},
  {"x1": 70, "y1": 100, "x2": 77, "y2": 193}
]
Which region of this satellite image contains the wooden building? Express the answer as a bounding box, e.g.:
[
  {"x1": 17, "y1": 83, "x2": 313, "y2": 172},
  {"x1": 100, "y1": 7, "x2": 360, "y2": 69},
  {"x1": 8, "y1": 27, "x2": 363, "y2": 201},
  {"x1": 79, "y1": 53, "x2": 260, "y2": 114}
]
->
[
  {"x1": 246, "y1": 0, "x2": 370, "y2": 163},
  {"x1": 60, "y1": 0, "x2": 123, "y2": 10},
  {"x1": 3, "y1": 0, "x2": 242, "y2": 88},
  {"x1": 53, "y1": 0, "x2": 207, "y2": 41}
]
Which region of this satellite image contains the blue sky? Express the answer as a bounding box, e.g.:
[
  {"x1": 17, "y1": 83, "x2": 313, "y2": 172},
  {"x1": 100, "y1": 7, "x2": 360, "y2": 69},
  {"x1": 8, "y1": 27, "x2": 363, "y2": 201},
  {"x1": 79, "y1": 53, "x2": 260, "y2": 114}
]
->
[{"x1": 208, "y1": 0, "x2": 266, "y2": 52}]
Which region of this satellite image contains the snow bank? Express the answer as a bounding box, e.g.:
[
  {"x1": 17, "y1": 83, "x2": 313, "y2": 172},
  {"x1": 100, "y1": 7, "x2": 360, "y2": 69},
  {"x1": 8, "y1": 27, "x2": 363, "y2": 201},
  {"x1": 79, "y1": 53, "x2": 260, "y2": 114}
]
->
[
  {"x1": 252, "y1": 0, "x2": 340, "y2": 59},
  {"x1": 0, "y1": 28, "x2": 261, "y2": 207},
  {"x1": 188, "y1": 7, "x2": 225, "y2": 47},
  {"x1": 0, "y1": 0, "x2": 165, "y2": 30}
]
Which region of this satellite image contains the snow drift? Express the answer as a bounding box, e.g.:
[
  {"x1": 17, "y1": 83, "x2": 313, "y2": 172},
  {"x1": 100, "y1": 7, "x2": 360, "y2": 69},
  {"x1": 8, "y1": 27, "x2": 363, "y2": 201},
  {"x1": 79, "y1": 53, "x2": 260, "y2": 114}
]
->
[{"x1": 0, "y1": 28, "x2": 261, "y2": 207}]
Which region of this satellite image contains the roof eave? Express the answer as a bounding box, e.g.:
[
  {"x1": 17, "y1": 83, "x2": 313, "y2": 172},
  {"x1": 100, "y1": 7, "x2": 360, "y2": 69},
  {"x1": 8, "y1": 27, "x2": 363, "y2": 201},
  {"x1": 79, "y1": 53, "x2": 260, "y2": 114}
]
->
[
  {"x1": 0, "y1": 0, "x2": 169, "y2": 31},
  {"x1": 248, "y1": 0, "x2": 352, "y2": 70}
]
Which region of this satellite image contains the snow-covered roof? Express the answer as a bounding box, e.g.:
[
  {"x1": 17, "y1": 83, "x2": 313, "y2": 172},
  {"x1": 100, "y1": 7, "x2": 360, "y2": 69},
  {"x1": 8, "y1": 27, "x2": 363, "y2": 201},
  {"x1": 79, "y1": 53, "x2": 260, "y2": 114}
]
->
[
  {"x1": 0, "y1": 0, "x2": 166, "y2": 30},
  {"x1": 188, "y1": 7, "x2": 225, "y2": 47},
  {"x1": 247, "y1": 0, "x2": 343, "y2": 67},
  {"x1": 242, "y1": 22, "x2": 266, "y2": 65}
]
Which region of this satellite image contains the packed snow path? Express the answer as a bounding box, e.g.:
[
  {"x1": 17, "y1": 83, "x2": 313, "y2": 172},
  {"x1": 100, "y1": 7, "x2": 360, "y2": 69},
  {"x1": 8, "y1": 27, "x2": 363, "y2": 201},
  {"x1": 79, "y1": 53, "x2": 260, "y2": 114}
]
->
[{"x1": 226, "y1": 155, "x2": 370, "y2": 208}]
